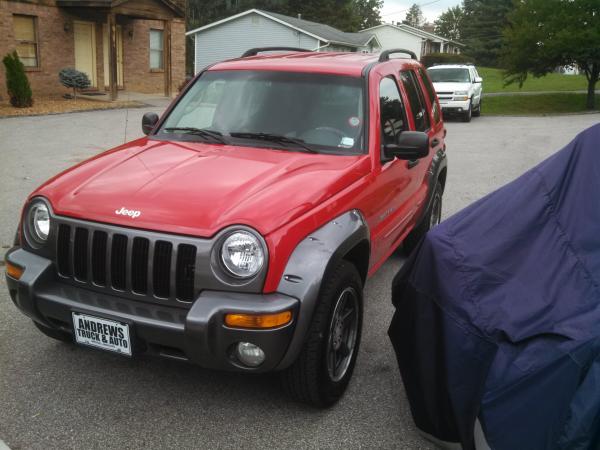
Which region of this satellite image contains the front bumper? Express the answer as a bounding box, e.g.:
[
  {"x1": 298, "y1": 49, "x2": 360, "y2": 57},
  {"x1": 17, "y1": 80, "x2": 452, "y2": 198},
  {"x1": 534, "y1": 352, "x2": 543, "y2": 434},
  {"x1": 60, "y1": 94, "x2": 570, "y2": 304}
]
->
[
  {"x1": 5, "y1": 247, "x2": 299, "y2": 373},
  {"x1": 439, "y1": 99, "x2": 471, "y2": 114}
]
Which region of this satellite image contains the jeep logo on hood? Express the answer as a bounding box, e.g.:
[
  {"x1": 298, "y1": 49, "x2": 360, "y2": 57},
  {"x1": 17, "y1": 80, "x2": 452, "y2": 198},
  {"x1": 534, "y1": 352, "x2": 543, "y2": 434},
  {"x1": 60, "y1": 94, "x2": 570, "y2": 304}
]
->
[{"x1": 115, "y1": 207, "x2": 141, "y2": 219}]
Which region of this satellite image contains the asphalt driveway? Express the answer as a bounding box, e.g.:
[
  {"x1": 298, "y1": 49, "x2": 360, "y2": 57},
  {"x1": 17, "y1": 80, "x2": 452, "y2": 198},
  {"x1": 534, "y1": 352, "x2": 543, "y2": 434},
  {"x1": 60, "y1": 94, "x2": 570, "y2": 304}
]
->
[{"x1": 1, "y1": 108, "x2": 599, "y2": 449}]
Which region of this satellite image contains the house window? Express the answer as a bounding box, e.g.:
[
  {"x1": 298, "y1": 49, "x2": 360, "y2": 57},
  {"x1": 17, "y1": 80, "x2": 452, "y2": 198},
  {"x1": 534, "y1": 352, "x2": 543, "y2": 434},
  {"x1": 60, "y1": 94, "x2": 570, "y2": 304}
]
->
[
  {"x1": 149, "y1": 29, "x2": 163, "y2": 70},
  {"x1": 13, "y1": 15, "x2": 39, "y2": 68}
]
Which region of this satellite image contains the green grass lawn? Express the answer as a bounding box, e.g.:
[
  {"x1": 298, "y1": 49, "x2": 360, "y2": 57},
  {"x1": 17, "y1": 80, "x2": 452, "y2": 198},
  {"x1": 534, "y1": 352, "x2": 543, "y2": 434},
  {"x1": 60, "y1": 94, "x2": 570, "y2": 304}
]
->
[
  {"x1": 483, "y1": 93, "x2": 599, "y2": 115},
  {"x1": 479, "y1": 67, "x2": 588, "y2": 93}
]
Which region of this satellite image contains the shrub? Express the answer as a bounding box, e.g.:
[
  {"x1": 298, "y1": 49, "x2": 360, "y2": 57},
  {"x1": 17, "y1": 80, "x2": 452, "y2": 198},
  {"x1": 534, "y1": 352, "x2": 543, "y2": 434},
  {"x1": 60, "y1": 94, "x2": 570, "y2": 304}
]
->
[
  {"x1": 2, "y1": 51, "x2": 33, "y2": 107},
  {"x1": 58, "y1": 68, "x2": 91, "y2": 99},
  {"x1": 421, "y1": 52, "x2": 476, "y2": 68}
]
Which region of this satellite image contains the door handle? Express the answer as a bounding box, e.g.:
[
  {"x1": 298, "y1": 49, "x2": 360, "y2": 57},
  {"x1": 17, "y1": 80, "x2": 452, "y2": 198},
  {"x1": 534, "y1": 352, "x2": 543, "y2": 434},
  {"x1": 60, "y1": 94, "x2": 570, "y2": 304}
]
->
[
  {"x1": 431, "y1": 138, "x2": 440, "y2": 148},
  {"x1": 407, "y1": 159, "x2": 420, "y2": 169}
]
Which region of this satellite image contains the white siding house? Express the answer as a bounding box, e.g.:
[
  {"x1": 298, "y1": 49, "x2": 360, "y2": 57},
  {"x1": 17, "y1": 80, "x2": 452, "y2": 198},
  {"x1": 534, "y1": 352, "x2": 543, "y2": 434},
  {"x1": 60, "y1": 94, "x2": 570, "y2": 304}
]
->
[
  {"x1": 359, "y1": 23, "x2": 464, "y2": 60},
  {"x1": 187, "y1": 9, "x2": 380, "y2": 73}
]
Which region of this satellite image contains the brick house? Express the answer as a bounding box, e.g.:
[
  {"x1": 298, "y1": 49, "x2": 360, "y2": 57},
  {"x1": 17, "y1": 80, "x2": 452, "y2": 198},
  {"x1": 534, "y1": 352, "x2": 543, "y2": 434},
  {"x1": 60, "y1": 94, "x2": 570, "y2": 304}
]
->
[{"x1": 0, "y1": 0, "x2": 186, "y2": 100}]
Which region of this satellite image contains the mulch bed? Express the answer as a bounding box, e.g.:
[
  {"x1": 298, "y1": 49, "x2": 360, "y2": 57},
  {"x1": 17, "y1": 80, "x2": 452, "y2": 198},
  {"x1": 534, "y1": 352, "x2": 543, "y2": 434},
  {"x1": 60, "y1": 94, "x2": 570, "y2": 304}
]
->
[{"x1": 0, "y1": 96, "x2": 143, "y2": 118}]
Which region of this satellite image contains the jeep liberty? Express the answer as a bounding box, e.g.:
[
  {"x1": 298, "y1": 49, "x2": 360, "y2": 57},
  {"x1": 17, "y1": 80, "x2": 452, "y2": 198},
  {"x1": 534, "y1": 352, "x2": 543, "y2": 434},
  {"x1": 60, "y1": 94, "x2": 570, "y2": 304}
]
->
[{"x1": 5, "y1": 48, "x2": 447, "y2": 407}]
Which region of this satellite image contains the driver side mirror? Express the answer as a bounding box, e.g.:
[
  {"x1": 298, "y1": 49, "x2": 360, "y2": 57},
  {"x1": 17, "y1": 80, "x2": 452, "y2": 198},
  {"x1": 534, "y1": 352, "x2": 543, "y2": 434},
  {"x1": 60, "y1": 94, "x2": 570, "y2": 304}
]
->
[
  {"x1": 474, "y1": 76, "x2": 483, "y2": 83},
  {"x1": 384, "y1": 131, "x2": 429, "y2": 160},
  {"x1": 142, "y1": 112, "x2": 159, "y2": 135}
]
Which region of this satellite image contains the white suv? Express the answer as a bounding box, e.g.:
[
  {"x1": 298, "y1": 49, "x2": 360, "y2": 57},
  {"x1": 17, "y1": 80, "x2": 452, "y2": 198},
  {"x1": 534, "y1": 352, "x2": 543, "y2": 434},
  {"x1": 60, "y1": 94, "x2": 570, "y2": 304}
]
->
[{"x1": 427, "y1": 64, "x2": 483, "y2": 122}]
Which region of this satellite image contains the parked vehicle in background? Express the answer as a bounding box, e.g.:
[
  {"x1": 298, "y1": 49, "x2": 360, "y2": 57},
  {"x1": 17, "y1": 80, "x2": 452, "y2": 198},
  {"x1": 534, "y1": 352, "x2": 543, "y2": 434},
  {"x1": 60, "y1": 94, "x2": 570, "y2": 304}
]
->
[
  {"x1": 427, "y1": 64, "x2": 483, "y2": 122},
  {"x1": 5, "y1": 48, "x2": 447, "y2": 408}
]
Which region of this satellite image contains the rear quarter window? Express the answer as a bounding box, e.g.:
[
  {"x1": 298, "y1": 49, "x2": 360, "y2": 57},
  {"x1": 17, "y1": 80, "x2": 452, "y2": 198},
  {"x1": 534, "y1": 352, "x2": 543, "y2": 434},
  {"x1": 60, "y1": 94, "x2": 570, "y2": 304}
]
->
[
  {"x1": 418, "y1": 68, "x2": 440, "y2": 124},
  {"x1": 399, "y1": 70, "x2": 430, "y2": 132}
]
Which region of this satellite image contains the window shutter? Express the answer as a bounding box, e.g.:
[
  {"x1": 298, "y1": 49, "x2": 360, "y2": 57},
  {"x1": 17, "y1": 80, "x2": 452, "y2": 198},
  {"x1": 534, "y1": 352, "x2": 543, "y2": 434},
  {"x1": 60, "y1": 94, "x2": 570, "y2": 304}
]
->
[{"x1": 14, "y1": 16, "x2": 35, "y2": 41}]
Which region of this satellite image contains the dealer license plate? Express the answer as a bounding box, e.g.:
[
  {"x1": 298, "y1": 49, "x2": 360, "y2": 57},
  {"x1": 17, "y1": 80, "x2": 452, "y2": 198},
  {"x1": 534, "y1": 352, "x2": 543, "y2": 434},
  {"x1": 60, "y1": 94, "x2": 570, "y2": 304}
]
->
[{"x1": 72, "y1": 312, "x2": 132, "y2": 356}]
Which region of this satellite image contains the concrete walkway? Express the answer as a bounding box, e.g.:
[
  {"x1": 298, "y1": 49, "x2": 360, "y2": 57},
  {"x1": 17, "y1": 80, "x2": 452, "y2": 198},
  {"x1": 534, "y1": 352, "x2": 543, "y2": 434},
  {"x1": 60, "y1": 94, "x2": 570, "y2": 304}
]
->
[{"x1": 79, "y1": 90, "x2": 173, "y2": 108}]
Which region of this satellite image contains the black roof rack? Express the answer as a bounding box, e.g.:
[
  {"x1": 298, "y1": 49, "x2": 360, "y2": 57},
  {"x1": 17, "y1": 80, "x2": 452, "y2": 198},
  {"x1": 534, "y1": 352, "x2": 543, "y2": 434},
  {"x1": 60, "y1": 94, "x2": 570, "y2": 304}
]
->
[
  {"x1": 241, "y1": 47, "x2": 311, "y2": 58},
  {"x1": 378, "y1": 48, "x2": 418, "y2": 62}
]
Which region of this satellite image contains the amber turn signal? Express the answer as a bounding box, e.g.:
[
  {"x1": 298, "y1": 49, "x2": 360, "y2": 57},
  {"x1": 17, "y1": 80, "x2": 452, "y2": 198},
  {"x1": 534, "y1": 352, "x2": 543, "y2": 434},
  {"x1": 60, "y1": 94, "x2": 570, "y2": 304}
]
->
[
  {"x1": 6, "y1": 262, "x2": 24, "y2": 280},
  {"x1": 224, "y1": 311, "x2": 292, "y2": 329}
]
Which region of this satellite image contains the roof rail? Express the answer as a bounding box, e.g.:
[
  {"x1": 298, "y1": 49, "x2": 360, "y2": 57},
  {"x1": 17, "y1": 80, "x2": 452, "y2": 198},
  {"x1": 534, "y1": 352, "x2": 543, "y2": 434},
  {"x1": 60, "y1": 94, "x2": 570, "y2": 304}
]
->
[
  {"x1": 378, "y1": 48, "x2": 418, "y2": 62},
  {"x1": 241, "y1": 47, "x2": 311, "y2": 58}
]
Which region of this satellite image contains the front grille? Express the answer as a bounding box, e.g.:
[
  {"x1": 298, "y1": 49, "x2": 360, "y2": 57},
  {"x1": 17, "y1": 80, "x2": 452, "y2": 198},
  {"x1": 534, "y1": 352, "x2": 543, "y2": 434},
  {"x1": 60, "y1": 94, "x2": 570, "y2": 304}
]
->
[
  {"x1": 152, "y1": 240, "x2": 172, "y2": 298},
  {"x1": 56, "y1": 223, "x2": 198, "y2": 303},
  {"x1": 131, "y1": 237, "x2": 149, "y2": 294}
]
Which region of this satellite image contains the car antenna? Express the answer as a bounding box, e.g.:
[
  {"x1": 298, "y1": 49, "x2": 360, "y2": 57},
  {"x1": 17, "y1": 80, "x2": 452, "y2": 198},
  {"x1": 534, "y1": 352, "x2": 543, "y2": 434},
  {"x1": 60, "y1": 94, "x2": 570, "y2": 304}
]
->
[{"x1": 123, "y1": 90, "x2": 130, "y2": 144}]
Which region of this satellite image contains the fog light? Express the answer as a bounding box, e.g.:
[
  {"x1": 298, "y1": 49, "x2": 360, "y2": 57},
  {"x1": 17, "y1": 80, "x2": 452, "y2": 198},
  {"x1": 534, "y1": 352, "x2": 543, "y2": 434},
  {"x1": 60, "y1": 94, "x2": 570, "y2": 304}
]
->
[
  {"x1": 236, "y1": 342, "x2": 265, "y2": 367},
  {"x1": 6, "y1": 262, "x2": 24, "y2": 280}
]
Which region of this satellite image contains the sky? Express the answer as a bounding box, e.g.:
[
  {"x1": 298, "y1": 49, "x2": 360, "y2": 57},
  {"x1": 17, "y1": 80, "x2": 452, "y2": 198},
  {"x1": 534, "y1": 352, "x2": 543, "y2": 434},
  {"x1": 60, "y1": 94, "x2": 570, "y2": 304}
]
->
[{"x1": 381, "y1": 0, "x2": 462, "y2": 24}]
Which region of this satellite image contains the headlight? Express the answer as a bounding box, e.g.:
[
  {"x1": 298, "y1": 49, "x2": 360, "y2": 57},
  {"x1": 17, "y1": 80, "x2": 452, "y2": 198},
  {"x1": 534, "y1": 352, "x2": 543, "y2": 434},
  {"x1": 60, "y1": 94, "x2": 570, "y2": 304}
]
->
[
  {"x1": 27, "y1": 201, "x2": 51, "y2": 243},
  {"x1": 454, "y1": 90, "x2": 469, "y2": 95},
  {"x1": 221, "y1": 231, "x2": 265, "y2": 278}
]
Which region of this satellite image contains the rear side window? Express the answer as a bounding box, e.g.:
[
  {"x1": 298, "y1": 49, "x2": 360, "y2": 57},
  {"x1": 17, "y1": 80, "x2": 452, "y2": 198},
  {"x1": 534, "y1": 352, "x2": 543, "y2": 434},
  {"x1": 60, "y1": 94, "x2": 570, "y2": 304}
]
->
[
  {"x1": 400, "y1": 70, "x2": 430, "y2": 131},
  {"x1": 418, "y1": 68, "x2": 440, "y2": 123},
  {"x1": 379, "y1": 77, "x2": 406, "y2": 146}
]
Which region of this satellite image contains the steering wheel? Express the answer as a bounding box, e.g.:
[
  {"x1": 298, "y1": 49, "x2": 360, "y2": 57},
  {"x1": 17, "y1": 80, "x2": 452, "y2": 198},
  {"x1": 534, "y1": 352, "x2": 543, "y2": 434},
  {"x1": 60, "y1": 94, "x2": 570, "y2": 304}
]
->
[{"x1": 313, "y1": 126, "x2": 347, "y2": 140}]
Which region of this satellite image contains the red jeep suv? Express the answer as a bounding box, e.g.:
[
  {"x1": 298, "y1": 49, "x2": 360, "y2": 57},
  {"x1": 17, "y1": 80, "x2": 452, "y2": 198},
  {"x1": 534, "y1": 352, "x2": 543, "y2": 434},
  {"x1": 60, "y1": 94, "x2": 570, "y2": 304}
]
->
[{"x1": 5, "y1": 48, "x2": 447, "y2": 407}]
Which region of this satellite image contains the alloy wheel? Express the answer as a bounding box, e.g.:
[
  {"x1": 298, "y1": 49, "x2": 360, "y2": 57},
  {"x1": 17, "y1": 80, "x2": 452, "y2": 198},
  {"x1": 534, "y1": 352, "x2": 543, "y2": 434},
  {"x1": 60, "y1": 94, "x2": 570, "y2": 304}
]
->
[{"x1": 326, "y1": 287, "x2": 359, "y2": 382}]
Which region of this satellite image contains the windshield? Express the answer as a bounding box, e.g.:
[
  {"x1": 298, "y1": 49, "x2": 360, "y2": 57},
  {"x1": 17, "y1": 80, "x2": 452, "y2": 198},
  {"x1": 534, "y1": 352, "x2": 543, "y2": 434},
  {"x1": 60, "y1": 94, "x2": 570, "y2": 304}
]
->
[
  {"x1": 158, "y1": 70, "x2": 365, "y2": 154},
  {"x1": 427, "y1": 68, "x2": 471, "y2": 83}
]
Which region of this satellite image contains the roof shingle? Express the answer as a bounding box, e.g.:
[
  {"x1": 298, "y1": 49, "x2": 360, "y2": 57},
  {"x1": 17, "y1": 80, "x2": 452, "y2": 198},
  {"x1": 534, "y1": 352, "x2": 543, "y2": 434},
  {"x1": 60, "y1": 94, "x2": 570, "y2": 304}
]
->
[{"x1": 258, "y1": 10, "x2": 375, "y2": 47}]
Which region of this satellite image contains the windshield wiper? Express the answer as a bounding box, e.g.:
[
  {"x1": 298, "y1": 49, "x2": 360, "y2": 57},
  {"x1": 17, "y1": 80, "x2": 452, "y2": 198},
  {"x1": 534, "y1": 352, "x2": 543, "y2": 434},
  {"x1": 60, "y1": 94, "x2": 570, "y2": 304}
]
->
[
  {"x1": 164, "y1": 127, "x2": 228, "y2": 144},
  {"x1": 229, "y1": 132, "x2": 319, "y2": 154}
]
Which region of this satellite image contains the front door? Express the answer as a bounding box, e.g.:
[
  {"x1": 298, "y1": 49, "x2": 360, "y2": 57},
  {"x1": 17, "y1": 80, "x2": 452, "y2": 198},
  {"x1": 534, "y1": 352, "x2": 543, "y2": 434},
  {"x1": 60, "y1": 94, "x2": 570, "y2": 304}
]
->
[
  {"x1": 367, "y1": 74, "x2": 417, "y2": 266},
  {"x1": 103, "y1": 24, "x2": 124, "y2": 89},
  {"x1": 74, "y1": 21, "x2": 97, "y2": 88}
]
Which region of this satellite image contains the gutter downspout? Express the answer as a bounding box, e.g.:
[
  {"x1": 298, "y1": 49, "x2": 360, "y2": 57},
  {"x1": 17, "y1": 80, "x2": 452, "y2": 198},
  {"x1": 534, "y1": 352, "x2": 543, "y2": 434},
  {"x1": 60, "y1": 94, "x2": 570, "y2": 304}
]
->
[{"x1": 313, "y1": 41, "x2": 331, "y2": 52}]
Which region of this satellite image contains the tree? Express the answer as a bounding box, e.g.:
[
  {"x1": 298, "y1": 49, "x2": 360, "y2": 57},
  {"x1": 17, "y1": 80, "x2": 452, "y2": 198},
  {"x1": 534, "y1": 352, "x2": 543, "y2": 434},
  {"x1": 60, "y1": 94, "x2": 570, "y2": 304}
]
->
[
  {"x1": 403, "y1": 3, "x2": 424, "y2": 28},
  {"x1": 58, "y1": 68, "x2": 91, "y2": 99},
  {"x1": 351, "y1": 0, "x2": 383, "y2": 31},
  {"x1": 2, "y1": 51, "x2": 33, "y2": 107},
  {"x1": 502, "y1": 0, "x2": 600, "y2": 110},
  {"x1": 461, "y1": 0, "x2": 513, "y2": 67},
  {"x1": 287, "y1": 0, "x2": 383, "y2": 29},
  {"x1": 434, "y1": 5, "x2": 464, "y2": 41}
]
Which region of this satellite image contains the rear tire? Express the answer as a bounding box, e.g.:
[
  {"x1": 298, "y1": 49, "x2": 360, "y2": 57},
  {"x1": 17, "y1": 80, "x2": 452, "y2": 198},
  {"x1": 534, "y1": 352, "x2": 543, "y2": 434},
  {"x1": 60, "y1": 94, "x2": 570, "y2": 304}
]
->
[
  {"x1": 33, "y1": 320, "x2": 72, "y2": 343},
  {"x1": 403, "y1": 183, "x2": 443, "y2": 255},
  {"x1": 281, "y1": 261, "x2": 363, "y2": 408},
  {"x1": 462, "y1": 100, "x2": 472, "y2": 122}
]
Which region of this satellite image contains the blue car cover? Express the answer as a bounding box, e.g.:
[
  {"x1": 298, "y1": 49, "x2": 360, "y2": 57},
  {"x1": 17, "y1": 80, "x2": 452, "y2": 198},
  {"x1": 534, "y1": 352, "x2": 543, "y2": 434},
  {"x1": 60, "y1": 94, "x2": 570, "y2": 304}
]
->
[{"x1": 389, "y1": 124, "x2": 600, "y2": 450}]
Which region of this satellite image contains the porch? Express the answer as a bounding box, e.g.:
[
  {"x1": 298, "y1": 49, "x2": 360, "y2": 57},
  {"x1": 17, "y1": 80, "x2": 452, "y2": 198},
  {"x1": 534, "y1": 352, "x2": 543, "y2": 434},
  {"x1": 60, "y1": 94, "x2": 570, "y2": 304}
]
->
[{"x1": 56, "y1": 0, "x2": 185, "y2": 100}]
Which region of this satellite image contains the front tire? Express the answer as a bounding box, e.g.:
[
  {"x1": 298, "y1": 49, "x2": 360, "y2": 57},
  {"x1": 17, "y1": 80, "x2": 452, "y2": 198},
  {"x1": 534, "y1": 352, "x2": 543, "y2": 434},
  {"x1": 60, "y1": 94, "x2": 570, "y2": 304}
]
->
[
  {"x1": 461, "y1": 100, "x2": 472, "y2": 122},
  {"x1": 403, "y1": 182, "x2": 443, "y2": 255},
  {"x1": 281, "y1": 261, "x2": 363, "y2": 408},
  {"x1": 473, "y1": 98, "x2": 482, "y2": 117}
]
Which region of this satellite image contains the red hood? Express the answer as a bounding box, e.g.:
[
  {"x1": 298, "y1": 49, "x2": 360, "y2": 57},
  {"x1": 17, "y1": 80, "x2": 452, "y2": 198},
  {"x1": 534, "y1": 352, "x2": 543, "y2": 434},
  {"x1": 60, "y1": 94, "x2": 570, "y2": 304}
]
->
[{"x1": 34, "y1": 138, "x2": 369, "y2": 237}]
